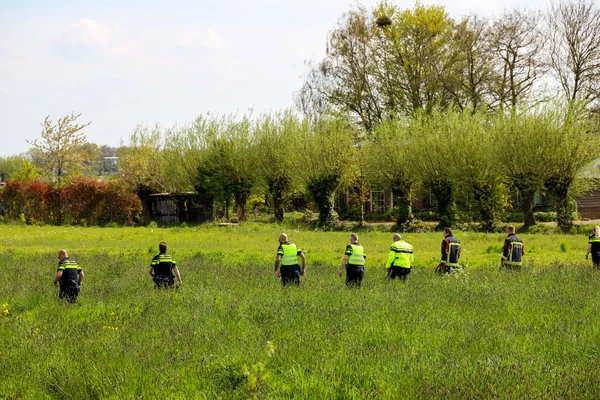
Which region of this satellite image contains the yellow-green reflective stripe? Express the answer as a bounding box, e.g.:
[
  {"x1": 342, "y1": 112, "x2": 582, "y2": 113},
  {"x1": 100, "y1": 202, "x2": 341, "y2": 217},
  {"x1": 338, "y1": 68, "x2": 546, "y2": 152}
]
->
[
  {"x1": 590, "y1": 238, "x2": 600, "y2": 243},
  {"x1": 445, "y1": 243, "x2": 460, "y2": 264},
  {"x1": 281, "y1": 256, "x2": 297, "y2": 265},
  {"x1": 508, "y1": 242, "x2": 523, "y2": 262},
  {"x1": 348, "y1": 255, "x2": 365, "y2": 265}
]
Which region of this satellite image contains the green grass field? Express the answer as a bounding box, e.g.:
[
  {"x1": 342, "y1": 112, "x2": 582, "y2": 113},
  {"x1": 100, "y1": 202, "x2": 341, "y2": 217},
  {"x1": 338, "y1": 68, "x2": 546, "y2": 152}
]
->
[{"x1": 1, "y1": 224, "x2": 600, "y2": 398}]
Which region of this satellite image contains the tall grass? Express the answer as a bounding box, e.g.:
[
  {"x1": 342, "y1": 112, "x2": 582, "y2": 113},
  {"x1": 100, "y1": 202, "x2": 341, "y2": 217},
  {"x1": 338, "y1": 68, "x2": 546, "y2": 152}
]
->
[{"x1": 1, "y1": 225, "x2": 599, "y2": 398}]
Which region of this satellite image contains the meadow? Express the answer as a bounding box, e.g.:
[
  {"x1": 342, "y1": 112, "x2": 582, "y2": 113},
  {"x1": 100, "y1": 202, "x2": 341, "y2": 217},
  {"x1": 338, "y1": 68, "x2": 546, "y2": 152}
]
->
[{"x1": 1, "y1": 223, "x2": 600, "y2": 398}]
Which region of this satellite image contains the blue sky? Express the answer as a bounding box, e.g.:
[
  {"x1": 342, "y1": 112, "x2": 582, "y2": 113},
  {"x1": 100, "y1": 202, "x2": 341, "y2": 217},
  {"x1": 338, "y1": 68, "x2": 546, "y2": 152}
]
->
[{"x1": 0, "y1": 0, "x2": 547, "y2": 156}]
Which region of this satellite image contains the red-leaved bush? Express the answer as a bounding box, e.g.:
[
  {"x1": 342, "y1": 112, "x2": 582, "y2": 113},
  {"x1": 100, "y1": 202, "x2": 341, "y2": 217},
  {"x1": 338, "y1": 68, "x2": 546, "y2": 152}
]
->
[{"x1": 0, "y1": 178, "x2": 141, "y2": 225}]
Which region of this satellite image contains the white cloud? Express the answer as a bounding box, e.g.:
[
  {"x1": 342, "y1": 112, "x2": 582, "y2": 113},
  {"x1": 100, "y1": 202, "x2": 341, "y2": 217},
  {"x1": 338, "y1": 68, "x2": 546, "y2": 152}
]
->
[
  {"x1": 63, "y1": 19, "x2": 111, "y2": 48},
  {"x1": 178, "y1": 28, "x2": 228, "y2": 51},
  {"x1": 0, "y1": 39, "x2": 14, "y2": 50},
  {"x1": 55, "y1": 19, "x2": 114, "y2": 62}
]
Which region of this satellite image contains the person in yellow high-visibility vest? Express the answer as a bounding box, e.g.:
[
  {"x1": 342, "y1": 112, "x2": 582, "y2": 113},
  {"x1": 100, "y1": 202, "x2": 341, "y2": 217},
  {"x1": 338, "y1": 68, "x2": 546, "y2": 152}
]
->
[
  {"x1": 53, "y1": 249, "x2": 84, "y2": 303},
  {"x1": 385, "y1": 233, "x2": 414, "y2": 281},
  {"x1": 339, "y1": 233, "x2": 366, "y2": 287},
  {"x1": 274, "y1": 233, "x2": 306, "y2": 286}
]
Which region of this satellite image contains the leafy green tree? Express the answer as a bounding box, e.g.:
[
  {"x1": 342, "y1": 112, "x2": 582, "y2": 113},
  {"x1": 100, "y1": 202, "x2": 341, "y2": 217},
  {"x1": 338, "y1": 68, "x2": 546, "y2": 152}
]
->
[
  {"x1": 366, "y1": 117, "x2": 419, "y2": 227},
  {"x1": 252, "y1": 111, "x2": 303, "y2": 223},
  {"x1": 7, "y1": 159, "x2": 40, "y2": 182},
  {"x1": 27, "y1": 112, "x2": 93, "y2": 186},
  {"x1": 537, "y1": 102, "x2": 600, "y2": 230},
  {"x1": 454, "y1": 109, "x2": 510, "y2": 231},
  {"x1": 201, "y1": 115, "x2": 254, "y2": 222},
  {"x1": 298, "y1": 114, "x2": 356, "y2": 227},
  {"x1": 409, "y1": 109, "x2": 463, "y2": 229},
  {"x1": 169, "y1": 113, "x2": 255, "y2": 222},
  {"x1": 119, "y1": 125, "x2": 169, "y2": 224},
  {"x1": 491, "y1": 111, "x2": 547, "y2": 228},
  {"x1": 297, "y1": 6, "x2": 381, "y2": 130},
  {"x1": 373, "y1": 2, "x2": 462, "y2": 116},
  {"x1": 0, "y1": 156, "x2": 26, "y2": 181}
]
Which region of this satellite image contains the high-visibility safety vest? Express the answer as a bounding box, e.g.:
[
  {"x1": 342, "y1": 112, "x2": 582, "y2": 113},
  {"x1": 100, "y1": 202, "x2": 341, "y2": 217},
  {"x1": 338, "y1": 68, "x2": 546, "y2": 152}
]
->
[
  {"x1": 280, "y1": 243, "x2": 300, "y2": 266},
  {"x1": 389, "y1": 241, "x2": 414, "y2": 269},
  {"x1": 151, "y1": 253, "x2": 176, "y2": 276},
  {"x1": 57, "y1": 258, "x2": 82, "y2": 283},
  {"x1": 504, "y1": 241, "x2": 524, "y2": 266},
  {"x1": 444, "y1": 241, "x2": 461, "y2": 267},
  {"x1": 347, "y1": 244, "x2": 366, "y2": 266},
  {"x1": 589, "y1": 236, "x2": 600, "y2": 245}
]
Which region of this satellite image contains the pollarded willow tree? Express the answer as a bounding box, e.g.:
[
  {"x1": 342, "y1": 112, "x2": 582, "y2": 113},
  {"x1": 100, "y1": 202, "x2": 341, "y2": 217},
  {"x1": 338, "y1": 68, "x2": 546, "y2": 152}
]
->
[
  {"x1": 165, "y1": 115, "x2": 222, "y2": 221},
  {"x1": 298, "y1": 114, "x2": 356, "y2": 227},
  {"x1": 119, "y1": 125, "x2": 169, "y2": 225},
  {"x1": 166, "y1": 113, "x2": 256, "y2": 222},
  {"x1": 409, "y1": 109, "x2": 463, "y2": 229},
  {"x1": 453, "y1": 109, "x2": 510, "y2": 232},
  {"x1": 365, "y1": 117, "x2": 419, "y2": 227},
  {"x1": 536, "y1": 102, "x2": 600, "y2": 230},
  {"x1": 491, "y1": 111, "x2": 548, "y2": 228},
  {"x1": 252, "y1": 111, "x2": 303, "y2": 223}
]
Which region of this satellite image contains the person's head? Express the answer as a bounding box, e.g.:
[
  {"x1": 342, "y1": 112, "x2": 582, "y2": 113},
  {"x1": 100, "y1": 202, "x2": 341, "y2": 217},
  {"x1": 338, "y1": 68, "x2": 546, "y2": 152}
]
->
[
  {"x1": 393, "y1": 233, "x2": 401, "y2": 242},
  {"x1": 594, "y1": 226, "x2": 600, "y2": 238},
  {"x1": 506, "y1": 225, "x2": 515, "y2": 234},
  {"x1": 58, "y1": 249, "x2": 68, "y2": 260},
  {"x1": 350, "y1": 233, "x2": 359, "y2": 243},
  {"x1": 443, "y1": 228, "x2": 453, "y2": 238},
  {"x1": 279, "y1": 233, "x2": 288, "y2": 244},
  {"x1": 159, "y1": 242, "x2": 167, "y2": 253}
]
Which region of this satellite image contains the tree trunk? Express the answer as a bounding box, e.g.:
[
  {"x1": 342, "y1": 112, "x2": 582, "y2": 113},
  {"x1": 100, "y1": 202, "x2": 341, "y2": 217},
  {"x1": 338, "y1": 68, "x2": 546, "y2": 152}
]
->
[
  {"x1": 268, "y1": 177, "x2": 290, "y2": 224},
  {"x1": 392, "y1": 186, "x2": 413, "y2": 230},
  {"x1": 430, "y1": 179, "x2": 455, "y2": 230},
  {"x1": 225, "y1": 196, "x2": 230, "y2": 221},
  {"x1": 521, "y1": 189, "x2": 536, "y2": 229},
  {"x1": 555, "y1": 190, "x2": 572, "y2": 231},
  {"x1": 474, "y1": 181, "x2": 504, "y2": 232},
  {"x1": 308, "y1": 175, "x2": 340, "y2": 227},
  {"x1": 234, "y1": 192, "x2": 249, "y2": 222}
]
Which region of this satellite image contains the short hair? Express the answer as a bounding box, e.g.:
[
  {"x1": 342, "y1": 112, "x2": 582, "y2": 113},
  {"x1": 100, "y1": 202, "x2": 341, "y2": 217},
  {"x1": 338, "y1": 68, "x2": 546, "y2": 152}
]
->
[
  {"x1": 594, "y1": 226, "x2": 600, "y2": 238},
  {"x1": 444, "y1": 228, "x2": 453, "y2": 235},
  {"x1": 350, "y1": 233, "x2": 358, "y2": 242},
  {"x1": 393, "y1": 233, "x2": 401, "y2": 241},
  {"x1": 279, "y1": 233, "x2": 288, "y2": 243},
  {"x1": 507, "y1": 225, "x2": 515, "y2": 233},
  {"x1": 58, "y1": 249, "x2": 68, "y2": 258},
  {"x1": 159, "y1": 242, "x2": 167, "y2": 253}
]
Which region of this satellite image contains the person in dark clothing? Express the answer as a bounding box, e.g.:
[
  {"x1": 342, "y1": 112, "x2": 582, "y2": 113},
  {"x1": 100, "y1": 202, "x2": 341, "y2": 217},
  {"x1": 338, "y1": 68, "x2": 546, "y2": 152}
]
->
[
  {"x1": 339, "y1": 233, "x2": 366, "y2": 287},
  {"x1": 436, "y1": 228, "x2": 461, "y2": 274},
  {"x1": 586, "y1": 226, "x2": 600, "y2": 268},
  {"x1": 274, "y1": 233, "x2": 306, "y2": 286},
  {"x1": 53, "y1": 249, "x2": 84, "y2": 303},
  {"x1": 501, "y1": 225, "x2": 524, "y2": 269},
  {"x1": 149, "y1": 242, "x2": 182, "y2": 289}
]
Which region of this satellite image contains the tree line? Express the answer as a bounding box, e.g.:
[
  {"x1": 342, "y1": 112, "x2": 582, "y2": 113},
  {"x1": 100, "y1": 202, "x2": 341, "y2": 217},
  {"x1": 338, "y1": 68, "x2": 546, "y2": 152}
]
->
[{"x1": 1, "y1": 0, "x2": 600, "y2": 231}]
